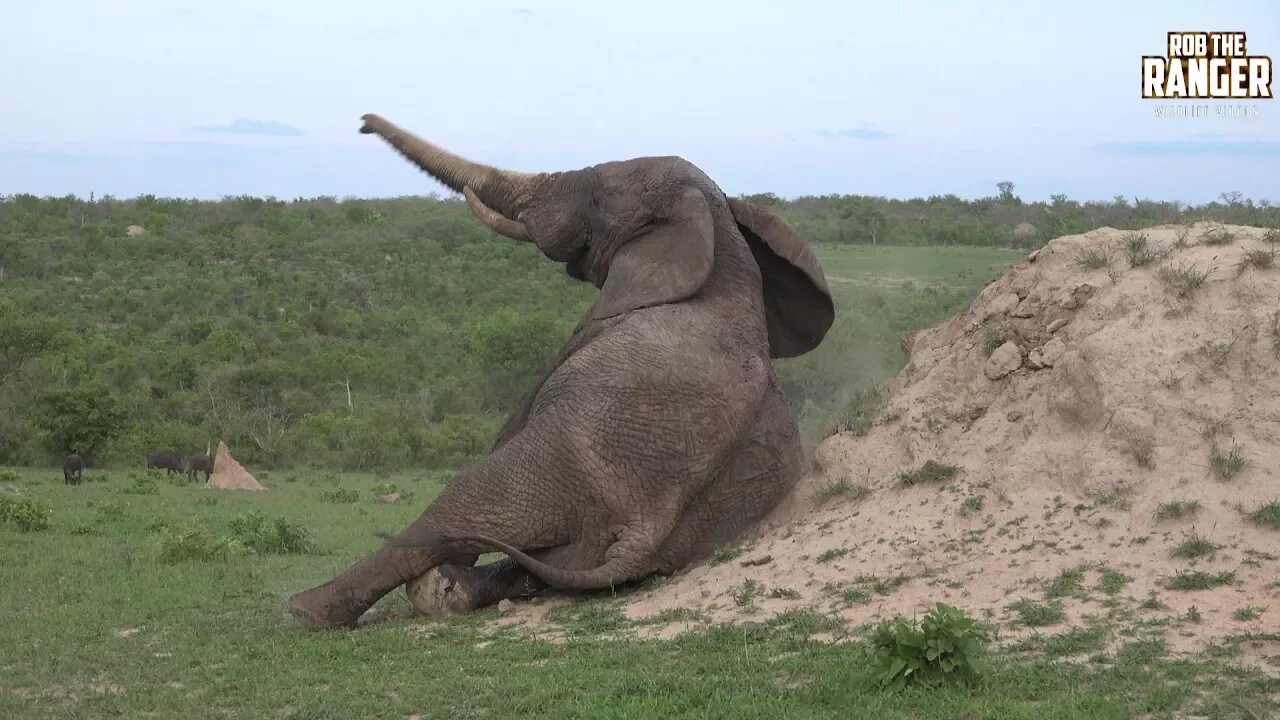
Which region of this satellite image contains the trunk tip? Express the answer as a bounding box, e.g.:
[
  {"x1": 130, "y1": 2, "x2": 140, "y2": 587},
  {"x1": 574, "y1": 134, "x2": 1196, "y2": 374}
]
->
[{"x1": 359, "y1": 113, "x2": 385, "y2": 134}]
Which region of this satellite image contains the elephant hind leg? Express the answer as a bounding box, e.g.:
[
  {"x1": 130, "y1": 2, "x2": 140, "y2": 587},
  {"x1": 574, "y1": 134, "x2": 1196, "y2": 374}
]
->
[
  {"x1": 288, "y1": 542, "x2": 449, "y2": 630},
  {"x1": 406, "y1": 558, "x2": 546, "y2": 618}
]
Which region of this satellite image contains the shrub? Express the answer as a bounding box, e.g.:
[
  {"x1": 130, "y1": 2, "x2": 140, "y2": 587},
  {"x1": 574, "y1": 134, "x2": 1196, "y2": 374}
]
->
[
  {"x1": 227, "y1": 511, "x2": 316, "y2": 555},
  {"x1": 0, "y1": 468, "x2": 20, "y2": 484},
  {"x1": 321, "y1": 487, "x2": 359, "y2": 504},
  {"x1": 871, "y1": 603, "x2": 987, "y2": 691},
  {"x1": 121, "y1": 474, "x2": 160, "y2": 496},
  {"x1": 157, "y1": 523, "x2": 241, "y2": 563},
  {"x1": 0, "y1": 495, "x2": 53, "y2": 532}
]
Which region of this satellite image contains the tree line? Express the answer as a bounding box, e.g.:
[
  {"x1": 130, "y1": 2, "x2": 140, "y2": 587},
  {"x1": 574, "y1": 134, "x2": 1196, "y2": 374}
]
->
[{"x1": 0, "y1": 187, "x2": 1273, "y2": 471}]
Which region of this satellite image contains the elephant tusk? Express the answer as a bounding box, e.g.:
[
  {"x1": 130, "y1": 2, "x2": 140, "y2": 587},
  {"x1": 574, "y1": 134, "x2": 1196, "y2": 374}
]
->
[{"x1": 463, "y1": 186, "x2": 531, "y2": 242}]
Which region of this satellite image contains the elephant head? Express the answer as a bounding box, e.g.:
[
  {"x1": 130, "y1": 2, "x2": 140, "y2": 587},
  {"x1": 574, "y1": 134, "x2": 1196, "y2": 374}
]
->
[
  {"x1": 287, "y1": 115, "x2": 834, "y2": 630},
  {"x1": 357, "y1": 113, "x2": 833, "y2": 358}
]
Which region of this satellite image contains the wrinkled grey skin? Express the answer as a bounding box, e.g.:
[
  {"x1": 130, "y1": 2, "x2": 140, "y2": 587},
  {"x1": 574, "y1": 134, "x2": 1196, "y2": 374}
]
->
[
  {"x1": 287, "y1": 114, "x2": 835, "y2": 630},
  {"x1": 146, "y1": 450, "x2": 183, "y2": 475},
  {"x1": 186, "y1": 453, "x2": 213, "y2": 483},
  {"x1": 63, "y1": 454, "x2": 84, "y2": 485}
]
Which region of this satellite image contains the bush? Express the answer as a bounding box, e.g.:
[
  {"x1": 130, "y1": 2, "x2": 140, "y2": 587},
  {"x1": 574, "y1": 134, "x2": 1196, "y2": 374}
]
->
[
  {"x1": 227, "y1": 511, "x2": 315, "y2": 555},
  {"x1": 871, "y1": 603, "x2": 988, "y2": 691},
  {"x1": 121, "y1": 474, "x2": 160, "y2": 496},
  {"x1": 320, "y1": 487, "x2": 359, "y2": 504},
  {"x1": 0, "y1": 495, "x2": 53, "y2": 532},
  {"x1": 0, "y1": 468, "x2": 20, "y2": 484},
  {"x1": 157, "y1": 523, "x2": 241, "y2": 563}
]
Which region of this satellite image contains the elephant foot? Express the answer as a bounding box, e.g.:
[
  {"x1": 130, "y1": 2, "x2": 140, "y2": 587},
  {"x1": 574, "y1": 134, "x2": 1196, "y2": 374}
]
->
[{"x1": 287, "y1": 584, "x2": 365, "y2": 630}]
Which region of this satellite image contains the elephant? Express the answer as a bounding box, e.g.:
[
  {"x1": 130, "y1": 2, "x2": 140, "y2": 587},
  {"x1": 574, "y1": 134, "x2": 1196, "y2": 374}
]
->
[
  {"x1": 186, "y1": 453, "x2": 213, "y2": 483},
  {"x1": 146, "y1": 450, "x2": 184, "y2": 476},
  {"x1": 63, "y1": 454, "x2": 84, "y2": 485},
  {"x1": 286, "y1": 113, "x2": 834, "y2": 630}
]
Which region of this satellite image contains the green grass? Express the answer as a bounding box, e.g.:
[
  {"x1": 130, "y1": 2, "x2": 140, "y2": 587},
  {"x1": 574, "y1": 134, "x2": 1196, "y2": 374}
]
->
[
  {"x1": 1208, "y1": 442, "x2": 1246, "y2": 480},
  {"x1": 1165, "y1": 570, "x2": 1236, "y2": 591},
  {"x1": 1171, "y1": 535, "x2": 1221, "y2": 560},
  {"x1": 1, "y1": 468, "x2": 1277, "y2": 718},
  {"x1": 1008, "y1": 598, "x2": 1065, "y2": 627},
  {"x1": 894, "y1": 460, "x2": 961, "y2": 487},
  {"x1": 1248, "y1": 501, "x2": 1280, "y2": 529},
  {"x1": 1154, "y1": 499, "x2": 1201, "y2": 522}
]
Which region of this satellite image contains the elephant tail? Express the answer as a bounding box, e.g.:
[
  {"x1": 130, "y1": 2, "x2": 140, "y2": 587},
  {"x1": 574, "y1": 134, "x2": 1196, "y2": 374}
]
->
[
  {"x1": 381, "y1": 530, "x2": 643, "y2": 591},
  {"x1": 468, "y1": 533, "x2": 645, "y2": 591}
]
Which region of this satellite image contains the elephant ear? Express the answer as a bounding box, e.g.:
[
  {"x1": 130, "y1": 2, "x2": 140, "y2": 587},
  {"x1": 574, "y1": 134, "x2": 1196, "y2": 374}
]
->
[
  {"x1": 590, "y1": 187, "x2": 715, "y2": 320},
  {"x1": 728, "y1": 197, "x2": 834, "y2": 358}
]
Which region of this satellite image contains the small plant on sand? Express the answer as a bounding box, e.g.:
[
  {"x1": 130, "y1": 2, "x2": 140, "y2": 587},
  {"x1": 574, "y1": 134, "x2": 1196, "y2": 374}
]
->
[
  {"x1": 1184, "y1": 606, "x2": 1202, "y2": 623},
  {"x1": 816, "y1": 547, "x2": 849, "y2": 563},
  {"x1": 1045, "y1": 566, "x2": 1086, "y2": 599},
  {"x1": 895, "y1": 460, "x2": 961, "y2": 487},
  {"x1": 871, "y1": 603, "x2": 987, "y2": 691},
  {"x1": 1096, "y1": 566, "x2": 1132, "y2": 595},
  {"x1": 1208, "y1": 441, "x2": 1246, "y2": 480},
  {"x1": 0, "y1": 495, "x2": 52, "y2": 532},
  {"x1": 812, "y1": 478, "x2": 870, "y2": 506},
  {"x1": 1233, "y1": 605, "x2": 1267, "y2": 622},
  {"x1": 1238, "y1": 247, "x2": 1276, "y2": 274},
  {"x1": 1154, "y1": 499, "x2": 1201, "y2": 522},
  {"x1": 1198, "y1": 338, "x2": 1236, "y2": 369},
  {"x1": 980, "y1": 327, "x2": 1005, "y2": 356},
  {"x1": 1126, "y1": 438, "x2": 1155, "y2": 469},
  {"x1": 1123, "y1": 231, "x2": 1159, "y2": 268},
  {"x1": 1091, "y1": 484, "x2": 1134, "y2": 511},
  {"x1": 1263, "y1": 227, "x2": 1280, "y2": 244},
  {"x1": 1247, "y1": 501, "x2": 1280, "y2": 530},
  {"x1": 1171, "y1": 535, "x2": 1221, "y2": 560},
  {"x1": 733, "y1": 579, "x2": 760, "y2": 610},
  {"x1": 711, "y1": 545, "x2": 744, "y2": 565},
  {"x1": 1173, "y1": 223, "x2": 1195, "y2": 248},
  {"x1": 959, "y1": 496, "x2": 984, "y2": 516},
  {"x1": 1164, "y1": 570, "x2": 1235, "y2": 591},
  {"x1": 1199, "y1": 225, "x2": 1235, "y2": 245},
  {"x1": 836, "y1": 386, "x2": 887, "y2": 436},
  {"x1": 1156, "y1": 261, "x2": 1213, "y2": 298},
  {"x1": 1008, "y1": 598, "x2": 1064, "y2": 628},
  {"x1": 1076, "y1": 247, "x2": 1113, "y2": 270}
]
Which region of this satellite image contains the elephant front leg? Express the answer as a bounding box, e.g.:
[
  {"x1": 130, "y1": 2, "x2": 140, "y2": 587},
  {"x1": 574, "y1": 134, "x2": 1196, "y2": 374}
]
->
[{"x1": 406, "y1": 558, "x2": 546, "y2": 618}]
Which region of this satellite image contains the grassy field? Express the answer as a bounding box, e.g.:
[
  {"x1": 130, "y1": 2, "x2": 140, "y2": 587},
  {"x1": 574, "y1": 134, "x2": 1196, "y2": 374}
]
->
[
  {"x1": 3, "y1": 244, "x2": 1276, "y2": 719},
  {"x1": 3, "y1": 469, "x2": 1277, "y2": 720},
  {"x1": 813, "y1": 245, "x2": 1025, "y2": 292}
]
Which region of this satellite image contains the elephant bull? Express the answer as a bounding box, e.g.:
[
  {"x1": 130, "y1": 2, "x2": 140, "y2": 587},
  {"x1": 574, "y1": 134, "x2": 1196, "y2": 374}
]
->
[
  {"x1": 287, "y1": 114, "x2": 835, "y2": 630},
  {"x1": 146, "y1": 450, "x2": 183, "y2": 475}
]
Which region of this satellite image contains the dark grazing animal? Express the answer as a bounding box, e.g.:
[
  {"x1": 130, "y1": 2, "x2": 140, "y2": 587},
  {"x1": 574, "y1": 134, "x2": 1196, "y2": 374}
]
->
[
  {"x1": 63, "y1": 454, "x2": 84, "y2": 485},
  {"x1": 186, "y1": 453, "x2": 214, "y2": 483},
  {"x1": 146, "y1": 450, "x2": 184, "y2": 475}
]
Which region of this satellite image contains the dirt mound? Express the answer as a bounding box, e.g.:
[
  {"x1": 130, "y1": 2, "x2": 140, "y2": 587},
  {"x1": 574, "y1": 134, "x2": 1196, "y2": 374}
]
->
[
  {"x1": 206, "y1": 441, "x2": 264, "y2": 491},
  {"x1": 613, "y1": 222, "x2": 1280, "y2": 666}
]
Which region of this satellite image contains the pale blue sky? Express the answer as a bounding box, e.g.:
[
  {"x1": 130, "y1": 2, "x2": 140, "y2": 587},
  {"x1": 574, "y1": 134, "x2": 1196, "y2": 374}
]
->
[{"x1": 2, "y1": 0, "x2": 1276, "y2": 203}]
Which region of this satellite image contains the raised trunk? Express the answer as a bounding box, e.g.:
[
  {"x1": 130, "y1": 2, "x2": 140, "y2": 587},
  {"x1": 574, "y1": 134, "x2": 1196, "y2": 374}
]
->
[
  {"x1": 358, "y1": 113, "x2": 534, "y2": 218},
  {"x1": 288, "y1": 543, "x2": 447, "y2": 629}
]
